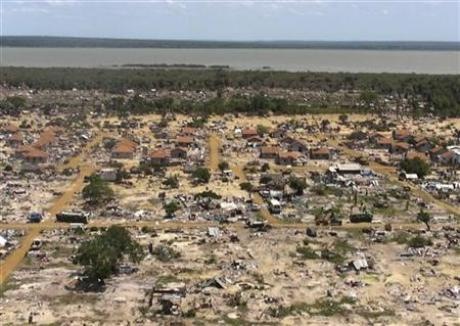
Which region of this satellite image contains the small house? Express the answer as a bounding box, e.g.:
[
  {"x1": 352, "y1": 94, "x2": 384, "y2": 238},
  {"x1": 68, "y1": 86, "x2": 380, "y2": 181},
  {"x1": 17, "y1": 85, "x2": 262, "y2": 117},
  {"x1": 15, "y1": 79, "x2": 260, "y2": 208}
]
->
[
  {"x1": 393, "y1": 129, "x2": 413, "y2": 142},
  {"x1": 112, "y1": 138, "x2": 137, "y2": 159},
  {"x1": 176, "y1": 136, "x2": 194, "y2": 147},
  {"x1": 149, "y1": 149, "x2": 171, "y2": 166},
  {"x1": 242, "y1": 128, "x2": 258, "y2": 139},
  {"x1": 310, "y1": 147, "x2": 332, "y2": 160},
  {"x1": 391, "y1": 142, "x2": 410, "y2": 154},
  {"x1": 260, "y1": 146, "x2": 279, "y2": 159},
  {"x1": 276, "y1": 151, "x2": 301, "y2": 165}
]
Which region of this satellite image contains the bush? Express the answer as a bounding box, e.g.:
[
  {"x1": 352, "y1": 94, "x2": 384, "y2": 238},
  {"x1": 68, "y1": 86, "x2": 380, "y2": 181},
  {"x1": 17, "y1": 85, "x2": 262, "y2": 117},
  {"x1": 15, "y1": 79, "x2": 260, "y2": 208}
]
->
[
  {"x1": 289, "y1": 176, "x2": 307, "y2": 195},
  {"x1": 194, "y1": 190, "x2": 221, "y2": 199},
  {"x1": 408, "y1": 235, "x2": 433, "y2": 248},
  {"x1": 256, "y1": 124, "x2": 270, "y2": 136},
  {"x1": 163, "y1": 200, "x2": 180, "y2": 218},
  {"x1": 239, "y1": 182, "x2": 254, "y2": 192},
  {"x1": 82, "y1": 175, "x2": 114, "y2": 206},
  {"x1": 192, "y1": 167, "x2": 211, "y2": 183},
  {"x1": 296, "y1": 246, "x2": 319, "y2": 259},
  {"x1": 400, "y1": 158, "x2": 430, "y2": 178},
  {"x1": 152, "y1": 244, "x2": 181, "y2": 262},
  {"x1": 163, "y1": 175, "x2": 179, "y2": 188}
]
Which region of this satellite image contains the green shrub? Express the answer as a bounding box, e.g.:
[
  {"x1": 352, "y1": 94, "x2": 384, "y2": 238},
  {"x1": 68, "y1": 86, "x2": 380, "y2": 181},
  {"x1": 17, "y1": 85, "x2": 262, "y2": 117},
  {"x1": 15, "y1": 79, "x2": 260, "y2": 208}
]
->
[{"x1": 407, "y1": 235, "x2": 433, "y2": 248}]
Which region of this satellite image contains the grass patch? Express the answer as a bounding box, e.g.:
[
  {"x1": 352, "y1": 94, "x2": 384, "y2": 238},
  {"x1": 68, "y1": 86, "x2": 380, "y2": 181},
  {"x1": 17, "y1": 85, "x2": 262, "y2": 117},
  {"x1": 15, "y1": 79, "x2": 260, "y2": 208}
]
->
[
  {"x1": 0, "y1": 281, "x2": 20, "y2": 298},
  {"x1": 204, "y1": 254, "x2": 217, "y2": 265},
  {"x1": 294, "y1": 239, "x2": 355, "y2": 265},
  {"x1": 269, "y1": 296, "x2": 355, "y2": 318},
  {"x1": 333, "y1": 239, "x2": 355, "y2": 254},
  {"x1": 155, "y1": 274, "x2": 179, "y2": 285},
  {"x1": 346, "y1": 228, "x2": 366, "y2": 241},
  {"x1": 311, "y1": 185, "x2": 344, "y2": 197},
  {"x1": 222, "y1": 316, "x2": 251, "y2": 326},
  {"x1": 356, "y1": 308, "x2": 395, "y2": 320},
  {"x1": 45, "y1": 260, "x2": 76, "y2": 269},
  {"x1": 51, "y1": 245, "x2": 76, "y2": 259},
  {"x1": 296, "y1": 246, "x2": 319, "y2": 259},
  {"x1": 52, "y1": 292, "x2": 99, "y2": 306},
  {"x1": 388, "y1": 231, "x2": 411, "y2": 244},
  {"x1": 374, "y1": 206, "x2": 399, "y2": 217},
  {"x1": 152, "y1": 244, "x2": 181, "y2": 262}
]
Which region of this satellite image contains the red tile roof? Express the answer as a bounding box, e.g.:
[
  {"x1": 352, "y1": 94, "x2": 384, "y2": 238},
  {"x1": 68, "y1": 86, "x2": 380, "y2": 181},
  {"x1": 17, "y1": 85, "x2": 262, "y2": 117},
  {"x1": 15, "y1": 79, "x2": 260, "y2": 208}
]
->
[
  {"x1": 278, "y1": 151, "x2": 302, "y2": 160},
  {"x1": 112, "y1": 138, "x2": 137, "y2": 154},
  {"x1": 149, "y1": 148, "x2": 171, "y2": 159},
  {"x1": 2, "y1": 123, "x2": 19, "y2": 133},
  {"x1": 260, "y1": 146, "x2": 279, "y2": 154},
  {"x1": 33, "y1": 129, "x2": 56, "y2": 148},
  {"x1": 176, "y1": 136, "x2": 194, "y2": 144}
]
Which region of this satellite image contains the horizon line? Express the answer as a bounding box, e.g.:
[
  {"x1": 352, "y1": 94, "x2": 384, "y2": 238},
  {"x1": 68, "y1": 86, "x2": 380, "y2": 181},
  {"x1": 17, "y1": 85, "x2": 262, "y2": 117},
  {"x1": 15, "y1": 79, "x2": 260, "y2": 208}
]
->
[{"x1": 3, "y1": 35, "x2": 460, "y2": 43}]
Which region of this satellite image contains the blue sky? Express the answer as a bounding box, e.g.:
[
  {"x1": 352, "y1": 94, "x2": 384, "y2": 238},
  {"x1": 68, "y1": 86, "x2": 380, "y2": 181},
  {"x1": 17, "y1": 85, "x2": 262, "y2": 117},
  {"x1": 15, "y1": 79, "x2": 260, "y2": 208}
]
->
[{"x1": 2, "y1": 1, "x2": 459, "y2": 41}]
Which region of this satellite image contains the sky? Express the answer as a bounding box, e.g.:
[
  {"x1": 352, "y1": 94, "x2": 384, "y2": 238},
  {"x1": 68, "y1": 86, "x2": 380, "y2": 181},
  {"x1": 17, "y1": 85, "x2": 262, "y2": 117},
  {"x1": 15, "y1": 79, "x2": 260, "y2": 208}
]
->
[{"x1": 1, "y1": 0, "x2": 459, "y2": 42}]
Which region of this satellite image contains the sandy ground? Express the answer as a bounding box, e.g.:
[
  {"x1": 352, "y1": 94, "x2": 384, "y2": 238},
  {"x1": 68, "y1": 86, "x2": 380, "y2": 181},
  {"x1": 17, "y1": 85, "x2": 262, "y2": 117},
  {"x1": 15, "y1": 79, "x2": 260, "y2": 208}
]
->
[{"x1": 1, "y1": 227, "x2": 459, "y2": 325}]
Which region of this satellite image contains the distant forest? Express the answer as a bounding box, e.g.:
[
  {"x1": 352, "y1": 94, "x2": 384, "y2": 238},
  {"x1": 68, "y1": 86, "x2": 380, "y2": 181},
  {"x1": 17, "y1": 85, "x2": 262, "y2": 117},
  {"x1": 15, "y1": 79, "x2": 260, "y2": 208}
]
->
[
  {"x1": 1, "y1": 67, "x2": 459, "y2": 117},
  {"x1": 3, "y1": 36, "x2": 460, "y2": 51}
]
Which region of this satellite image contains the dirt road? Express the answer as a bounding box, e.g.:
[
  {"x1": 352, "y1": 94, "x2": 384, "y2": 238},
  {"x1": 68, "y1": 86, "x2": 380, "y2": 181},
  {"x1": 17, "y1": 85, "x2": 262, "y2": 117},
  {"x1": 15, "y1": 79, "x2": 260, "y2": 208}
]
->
[
  {"x1": 0, "y1": 133, "x2": 102, "y2": 285},
  {"x1": 231, "y1": 164, "x2": 280, "y2": 225},
  {"x1": 208, "y1": 133, "x2": 220, "y2": 172}
]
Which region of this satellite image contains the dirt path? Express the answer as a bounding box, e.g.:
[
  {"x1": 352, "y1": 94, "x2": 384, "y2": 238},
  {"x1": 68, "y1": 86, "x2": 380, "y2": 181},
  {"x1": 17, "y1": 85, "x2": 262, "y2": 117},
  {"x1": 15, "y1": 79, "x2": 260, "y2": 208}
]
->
[
  {"x1": 231, "y1": 164, "x2": 280, "y2": 225},
  {"x1": 0, "y1": 133, "x2": 103, "y2": 285},
  {"x1": 208, "y1": 133, "x2": 220, "y2": 172}
]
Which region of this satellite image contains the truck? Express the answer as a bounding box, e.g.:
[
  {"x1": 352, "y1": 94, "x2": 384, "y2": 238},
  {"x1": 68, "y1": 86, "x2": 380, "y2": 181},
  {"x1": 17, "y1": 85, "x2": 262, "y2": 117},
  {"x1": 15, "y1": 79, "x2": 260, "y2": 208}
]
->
[
  {"x1": 28, "y1": 212, "x2": 43, "y2": 223},
  {"x1": 56, "y1": 211, "x2": 89, "y2": 224},
  {"x1": 268, "y1": 199, "x2": 281, "y2": 214},
  {"x1": 349, "y1": 212, "x2": 373, "y2": 223}
]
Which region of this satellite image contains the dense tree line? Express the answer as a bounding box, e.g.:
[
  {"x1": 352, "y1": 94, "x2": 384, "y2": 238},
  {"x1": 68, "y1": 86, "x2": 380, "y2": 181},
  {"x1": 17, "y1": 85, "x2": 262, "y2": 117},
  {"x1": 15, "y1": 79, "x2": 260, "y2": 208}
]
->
[
  {"x1": 105, "y1": 93, "x2": 299, "y2": 116},
  {"x1": 4, "y1": 36, "x2": 459, "y2": 50},
  {"x1": 1, "y1": 67, "x2": 459, "y2": 116}
]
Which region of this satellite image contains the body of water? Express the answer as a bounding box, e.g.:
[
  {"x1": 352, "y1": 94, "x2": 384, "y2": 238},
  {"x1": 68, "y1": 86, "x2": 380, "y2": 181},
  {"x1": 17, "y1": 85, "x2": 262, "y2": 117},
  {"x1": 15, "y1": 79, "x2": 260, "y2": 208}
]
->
[{"x1": 2, "y1": 47, "x2": 459, "y2": 74}]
